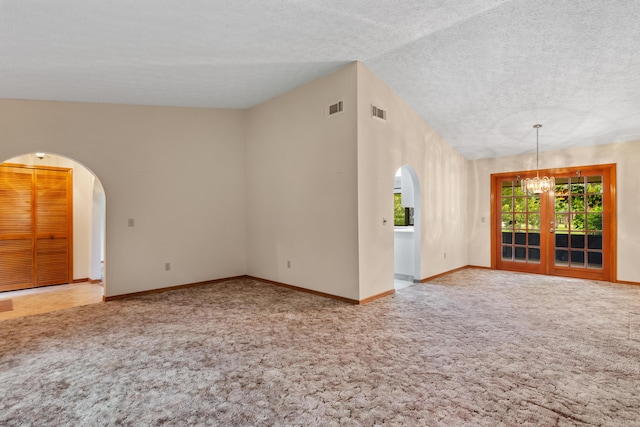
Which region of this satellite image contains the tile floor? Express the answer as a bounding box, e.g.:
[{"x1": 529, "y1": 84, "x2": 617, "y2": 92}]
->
[{"x1": 0, "y1": 282, "x2": 104, "y2": 321}]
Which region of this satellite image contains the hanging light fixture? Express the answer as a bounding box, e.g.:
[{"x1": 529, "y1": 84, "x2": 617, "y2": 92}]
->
[{"x1": 521, "y1": 124, "x2": 554, "y2": 194}]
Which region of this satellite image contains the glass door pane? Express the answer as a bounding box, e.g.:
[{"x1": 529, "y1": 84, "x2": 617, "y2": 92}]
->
[
  {"x1": 553, "y1": 175, "x2": 603, "y2": 270},
  {"x1": 500, "y1": 180, "x2": 541, "y2": 265}
]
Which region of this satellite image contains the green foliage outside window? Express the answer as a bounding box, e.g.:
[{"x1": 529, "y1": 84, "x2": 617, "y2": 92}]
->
[
  {"x1": 394, "y1": 193, "x2": 405, "y2": 226},
  {"x1": 501, "y1": 179, "x2": 604, "y2": 234},
  {"x1": 556, "y1": 182, "x2": 603, "y2": 232}
]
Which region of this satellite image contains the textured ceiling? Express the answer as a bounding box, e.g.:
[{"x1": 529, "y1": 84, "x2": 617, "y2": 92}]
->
[{"x1": 1, "y1": 0, "x2": 639, "y2": 159}]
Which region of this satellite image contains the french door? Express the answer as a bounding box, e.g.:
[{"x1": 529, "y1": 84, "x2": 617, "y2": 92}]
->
[{"x1": 491, "y1": 164, "x2": 616, "y2": 281}]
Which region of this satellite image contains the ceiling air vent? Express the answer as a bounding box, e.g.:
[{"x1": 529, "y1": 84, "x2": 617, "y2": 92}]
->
[
  {"x1": 372, "y1": 105, "x2": 386, "y2": 121},
  {"x1": 327, "y1": 100, "x2": 344, "y2": 117}
]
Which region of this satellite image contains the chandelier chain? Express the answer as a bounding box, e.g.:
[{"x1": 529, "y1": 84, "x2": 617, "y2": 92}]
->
[
  {"x1": 535, "y1": 123, "x2": 541, "y2": 176},
  {"x1": 521, "y1": 124, "x2": 554, "y2": 194}
]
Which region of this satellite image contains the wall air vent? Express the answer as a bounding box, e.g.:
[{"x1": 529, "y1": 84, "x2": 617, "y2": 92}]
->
[
  {"x1": 372, "y1": 105, "x2": 386, "y2": 121},
  {"x1": 327, "y1": 100, "x2": 344, "y2": 117}
]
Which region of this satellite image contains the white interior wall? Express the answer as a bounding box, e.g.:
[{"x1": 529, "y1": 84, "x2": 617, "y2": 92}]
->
[
  {"x1": 400, "y1": 167, "x2": 415, "y2": 208},
  {"x1": 394, "y1": 229, "x2": 414, "y2": 277},
  {"x1": 245, "y1": 63, "x2": 360, "y2": 300},
  {"x1": 91, "y1": 179, "x2": 105, "y2": 281},
  {"x1": 0, "y1": 99, "x2": 247, "y2": 297},
  {"x1": 467, "y1": 139, "x2": 640, "y2": 282},
  {"x1": 356, "y1": 62, "x2": 468, "y2": 300},
  {"x1": 4, "y1": 153, "x2": 98, "y2": 281}
]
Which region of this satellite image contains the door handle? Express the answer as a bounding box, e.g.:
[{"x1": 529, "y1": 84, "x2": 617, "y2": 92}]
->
[{"x1": 549, "y1": 228, "x2": 554, "y2": 233}]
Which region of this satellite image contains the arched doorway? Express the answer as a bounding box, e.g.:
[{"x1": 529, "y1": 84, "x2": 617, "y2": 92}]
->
[
  {"x1": 0, "y1": 152, "x2": 106, "y2": 318},
  {"x1": 393, "y1": 165, "x2": 421, "y2": 289}
]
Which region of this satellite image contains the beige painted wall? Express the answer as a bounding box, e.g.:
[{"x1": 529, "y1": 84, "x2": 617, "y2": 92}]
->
[
  {"x1": 3, "y1": 64, "x2": 635, "y2": 301},
  {"x1": 356, "y1": 62, "x2": 469, "y2": 299},
  {"x1": 4, "y1": 153, "x2": 100, "y2": 281},
  {"x1": 0, "y1": 99, "x2": 247, "y2": 297},
  {"x1": 245, "y1": 63, "x2": 360, "y2": 300},
  {"x1": 468, "y1": 140, "x2": 640, "y2": 282}
]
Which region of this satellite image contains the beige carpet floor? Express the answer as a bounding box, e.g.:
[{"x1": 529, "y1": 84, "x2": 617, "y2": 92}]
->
[{"x1": 1, "y1": 269, "x2": 639, "y2": 426}]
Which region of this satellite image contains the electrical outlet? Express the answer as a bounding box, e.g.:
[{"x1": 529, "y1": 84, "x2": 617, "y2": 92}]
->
[
  {"x1": 444, "y1": 252, "x2": 447, "y2": 259},
  {"x1": 165, "y1": 262, "x2": 171, "y2": 271},
  {"x1": 287, "y1": 260, "x2": 291, "y2": 269},
  {"x1": 128, "y1": 218, "x2": 135, "y2": 227}
]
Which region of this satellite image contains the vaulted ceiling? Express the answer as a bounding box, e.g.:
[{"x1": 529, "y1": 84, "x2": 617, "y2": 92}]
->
[{"x1": 2, "y1": 1, "x2": 639, "y2": 159}]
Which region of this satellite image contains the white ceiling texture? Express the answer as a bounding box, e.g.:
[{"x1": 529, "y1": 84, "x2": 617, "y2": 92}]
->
[{"x1": 2, "y1": 0, "x2": 639, "y2": 159}]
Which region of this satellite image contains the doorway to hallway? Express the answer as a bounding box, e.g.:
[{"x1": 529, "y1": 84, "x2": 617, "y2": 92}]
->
[
  {"x1": 0, "y1": 152, "x2": 106, "y2": 307},
  {"x1": 394, "y1": 165, "x2": 421, "y2": 289}
]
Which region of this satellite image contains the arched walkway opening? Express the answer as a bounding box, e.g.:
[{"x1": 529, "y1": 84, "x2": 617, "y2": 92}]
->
[
  {"x1": 0, "y1": 152, "x2": 106, "y2": 318},
  {"x1": 393, "y1": 165, "x2": 421, "y2": 290}
]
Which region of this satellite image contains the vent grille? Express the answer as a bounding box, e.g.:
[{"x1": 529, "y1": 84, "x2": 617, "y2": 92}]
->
[
  {"x1": 372, "y1": 105, "x2": 386, "y2": 120},
  {"x1": 328, "y1": 100, "x2": 344, "y2": 116}
]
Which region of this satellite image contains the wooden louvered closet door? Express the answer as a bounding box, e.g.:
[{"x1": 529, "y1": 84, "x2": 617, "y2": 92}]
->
[
  {"x1": 0, "y1": 166, "x2": 34, "y2": 291},
  {"x1": 0, "y1": 164, "x2": 73, "y2": 292}
]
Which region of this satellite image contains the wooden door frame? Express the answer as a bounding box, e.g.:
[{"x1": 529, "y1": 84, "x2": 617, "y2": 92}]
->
[
  {"x1": 1, "y1": 163, "x2": 73, "y2": 289},
  {"x1": 491, "y1": 163, "x2": 616, "y2": 282}
]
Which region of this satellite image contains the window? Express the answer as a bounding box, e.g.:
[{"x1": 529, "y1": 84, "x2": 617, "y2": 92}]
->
[{"x1": 394, "y1": 192, "x2": 413, "y2": 226}]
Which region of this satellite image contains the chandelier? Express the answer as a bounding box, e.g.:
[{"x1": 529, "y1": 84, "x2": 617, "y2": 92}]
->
[{"x1": 521, "y1": 124, "x2": 554, "y2": 194}]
